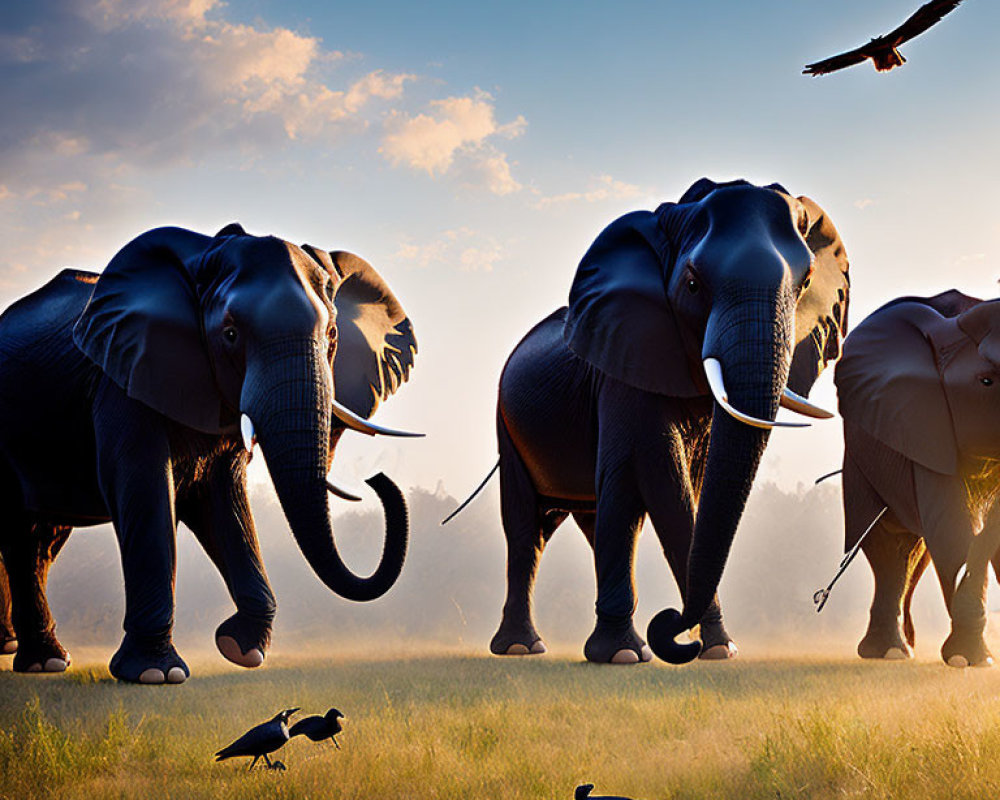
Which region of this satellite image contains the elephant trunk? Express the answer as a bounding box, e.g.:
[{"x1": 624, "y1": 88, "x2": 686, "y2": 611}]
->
[
  {"x1": 648, "y1": 289, "x2": 792, "y2": 663},
  {"x1": 242, "y1": 337, "x2": 408, "y2": 602}
]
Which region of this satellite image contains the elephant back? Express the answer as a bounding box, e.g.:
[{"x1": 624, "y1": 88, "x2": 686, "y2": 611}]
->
[{"x1": 0, "y1": 270, "x2": 98, "y2": 357}]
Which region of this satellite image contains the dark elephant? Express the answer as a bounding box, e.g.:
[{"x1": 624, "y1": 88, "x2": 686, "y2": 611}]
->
[
  {"x1": 836, "y1": 289, "x2": 1000, "y2": 667},
  {"x1": 492, "y1": 178, "x2": 849, "y2": 664},
  {"x1": 0, "y1": 224, "x2": 418, "y2": 683}
]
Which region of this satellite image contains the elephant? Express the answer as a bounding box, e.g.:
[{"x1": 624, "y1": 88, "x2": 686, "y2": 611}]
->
[
  {"x1": 491, "y1": 178, "x2": 850, "y2": 664},
  {"x1": 0, "y1": 223, "x2": 418, "y2": 683},
  {"x1": 835, "y1": 289, "x2": 1000, "y2": 667}
]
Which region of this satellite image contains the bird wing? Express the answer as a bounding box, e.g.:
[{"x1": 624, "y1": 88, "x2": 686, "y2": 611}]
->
[
  {"x1": 803, "y1": 0, "x2": 963, "y2": 75},
  {"x1": 289, "y1": 717, "x2": 322, "y2": 738},
  {"x1": 215, "y1": 727, "x2": 260, "y2": 760},
  {"x1": 885, "y1": 0, "x2": 964, "y2": 46},
  {"x1": 215, "y1": 721, "x2": 285, "y2": 759},
  {"x1": 803, "y1": 45, "x2": 871, "y2": 75}
]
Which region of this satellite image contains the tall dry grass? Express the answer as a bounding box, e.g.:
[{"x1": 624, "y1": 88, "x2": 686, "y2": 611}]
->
[{"x1": 3, "y1": 653, "x2": 1000, "y2": 799}]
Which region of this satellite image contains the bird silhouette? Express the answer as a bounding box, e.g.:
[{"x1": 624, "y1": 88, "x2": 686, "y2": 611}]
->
[
  {"x1": 575, "y1": 784, "x2": 636, "y2": 800},
  {"x1": 289, "y1": 707, "x2": 345, "y2": 749},
  {"x1": 804, "y1": 0, "x2": 964, "y2": 76},
  {"x1": 215, "y1": 708, "x2": 299, "y2": 771}
]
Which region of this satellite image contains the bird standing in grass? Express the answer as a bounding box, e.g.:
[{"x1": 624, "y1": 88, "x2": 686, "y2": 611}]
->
[
  {"x1": 215, "y1": 707, "x2": 299, "y2": 771},
  {"x1": 803, "y1": 0, "x2": 964, "y2": 76},
  {"x1": 290, "y1": 708, "x2": 345, "y2": 749}
]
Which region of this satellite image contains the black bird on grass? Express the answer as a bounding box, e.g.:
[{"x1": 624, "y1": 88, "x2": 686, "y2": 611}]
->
[
  {"x1": 804, "y1": 0, "x2": 964, "y2": 76},
  {"x1": 215, "y1": 707, "x2": 299, "y2": 771},
  {"x1": 290, "y1": 707, "x2": 345, "y2": 749}
]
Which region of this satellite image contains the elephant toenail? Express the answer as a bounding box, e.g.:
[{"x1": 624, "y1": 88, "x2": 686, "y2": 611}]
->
[
  {"x1": 640, "y1": 645, "x2": 653, "y2": 662},
  {"x1": 26, "y1": 662, "x2": 42, "y2": 673},
  {"x1": 166, "y1": 667, "x2": 187, "y2": 683},
  {"x1": 530, "y1": 641, "x2": 547, "y2": 654},
  {"x1": 44, "y1": 658, "x2": 67, "y2": 672},
  {"x1": 883, "y1": 647, "x2": 908, "y2": 660},
  {"x1": 946, "y1": 655, "x2": 969, "y2": 668},
  {"x1": 139, "y1": 668, "x2": 165, "y2": 684},
  {"x1": 505, "y1": 644, "x2": 530, "y2": 655},
  {"x1": 611, "y1": 649, "x2": 640, "y2": 664}
]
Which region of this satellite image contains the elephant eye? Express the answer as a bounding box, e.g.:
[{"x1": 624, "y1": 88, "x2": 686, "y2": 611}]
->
[
  {"x1": 686, "y1": 277, "x2": 699, "y2": 295},
  {"x1": 981, "y1": 376, "x2": 994, "y2": 387},
  {"x1": 223, "y1": 326, "x2": 238, "y2": 344}
]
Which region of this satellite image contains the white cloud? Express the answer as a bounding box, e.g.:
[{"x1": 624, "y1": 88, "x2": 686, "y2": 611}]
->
[
  {"x1": 533, "y1": 174, "x2": 645, "y2": 209},
  {"x1": 380, "y1": 90, "x2": 526, "y2": 194},
  {"x1": 854, "y1": 198, "x2": 875, "y2": 210},
  {"x1": 392, "y1": 228, "x2": 505, "y2": 272},
  {"x1": 0, "y1": 0, "x2": 413, "y2": 181}
]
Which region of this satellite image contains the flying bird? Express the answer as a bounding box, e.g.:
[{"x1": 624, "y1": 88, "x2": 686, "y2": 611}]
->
[
  {"x1": 214, "y1": 708, "x2": 299, "y2": 771},
  {"x1": 289, "y1": 707, "x2": 345, "y2": 749},
  {"x1": 803, "y1": 0, "x2": 964, "y2": 76}
]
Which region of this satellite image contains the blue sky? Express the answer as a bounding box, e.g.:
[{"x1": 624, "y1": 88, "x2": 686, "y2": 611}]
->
[{"x1": 1, "y1": 0, "x2": 998, "y2": 496}]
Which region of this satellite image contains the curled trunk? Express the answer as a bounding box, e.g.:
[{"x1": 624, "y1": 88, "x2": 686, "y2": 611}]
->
[{"x1": 243, "y1": 337, "x2": 408, "y2": 602}]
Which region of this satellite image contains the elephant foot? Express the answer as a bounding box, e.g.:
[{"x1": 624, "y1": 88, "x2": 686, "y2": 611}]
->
[
  {"x1": 215, "y1": 613, "x2": 271, "y2": 669},
  {"x1": 941, "y1": 631, "x2": 993, "y2": 669},
  {"x1": 490, "y1": 620, "x2": 546, "y2": 656},
  {"x1": 12, "y1": 631, "x2": 70, "y2": 673},
  {"x1": 1, "y1": 638, "x2": 16, "y2": 655},
  {"x1": 857, "y1": 625, "x2": 912, "y2": 660},
  {"x1": 110, "y1": 632, "x2": 190, "y2": 684},
  {"x1": 584, "y1": 616, "x2": 653, "y2": 665},
  {"x1": 700, "y1": 642, "x2": 738, "y2": 660},
  {"x1": 697, "y1": 621, "x2": 737, "y2": 661}
]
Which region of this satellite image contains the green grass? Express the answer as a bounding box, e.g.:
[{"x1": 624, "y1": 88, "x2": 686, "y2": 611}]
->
[{"x1": 3, "y1": 651, "x2": 1000, "y2": 799}]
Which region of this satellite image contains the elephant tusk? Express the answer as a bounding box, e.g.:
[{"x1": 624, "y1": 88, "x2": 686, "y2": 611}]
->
[
  {"x1": 240, "y1": 414, "x2": 256, "y2": 453},
  {"x1": 326, "y1": 478, "x2": 362, "y2": 503},
  {"x1": 780, "y1": 388, "x2": 835, "y2": 419},
  {"x1": 702, "y1": 358, "x2": 810, "y2": 430},
  {"x1": 330, "y1": 398, "x2": 424, "y2": 438}
]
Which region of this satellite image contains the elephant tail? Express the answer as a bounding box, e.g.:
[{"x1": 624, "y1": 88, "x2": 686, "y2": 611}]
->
[
  {"x1": 814, "y1": 468, "x2": 843, "y2": 484},
  {"x1": 440, "y1": 460, "x2": 499, "y2": 525},
  {"x1": 813, "y1": 506, "x2": 888, "y2": 612}
]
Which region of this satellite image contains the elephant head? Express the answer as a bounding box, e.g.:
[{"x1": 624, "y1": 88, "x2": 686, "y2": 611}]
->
[
  {"x1": 72, "y1": 224, "x2": 418, "y2": 601},
  {"x1": 564, "y1": 178, "x2": 850, "y2": 662},
  {"x1": 837, "y1": 291, "x2": 1000, "y2": 475}
]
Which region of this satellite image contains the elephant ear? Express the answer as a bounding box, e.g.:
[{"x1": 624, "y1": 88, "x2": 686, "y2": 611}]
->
[
  {"x1": 835, "y1": 301, "x2": 959, "y2": 475},
  {"x1": 72, "y1": 226, "x2": 229, "y2": 434},
  {"x1": 786, "y1": 195, "x2": 850, "y2": 396},
  {"x1": 563, "y1": 210, "x2": 700, "y2": 396},
  {"x1": 303, "y1": 246, "x2": 417, "y2": 419}
]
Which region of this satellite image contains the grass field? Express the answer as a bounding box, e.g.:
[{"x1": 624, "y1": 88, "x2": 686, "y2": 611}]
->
[{"x1": 3, "y1": 649, "x2": 1000, "y2": 799}]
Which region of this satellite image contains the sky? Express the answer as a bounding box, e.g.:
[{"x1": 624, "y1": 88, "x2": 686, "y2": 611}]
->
[{"x1": 1, "y1": 0, "x2": 999, "y2": 503}]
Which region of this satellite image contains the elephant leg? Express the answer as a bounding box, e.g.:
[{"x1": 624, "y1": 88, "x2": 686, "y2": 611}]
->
[
  {"x1": 842, "y1": 452, "x2": 912, "y2": 660},
  {"x1": 584, "y1": 469, "x2": 651, "y2": 665},
  {"x1": 915, "y1": 466, "x2": 993, "y2": 667},
  {"x1": 490, "y1": 419, "x2": 554, "y2": 656},
  {"x1": 178, "y1": 452, "x2": 275, "y2": 669},
  {"x1": 0, "y1": 554, "x2": 14, "y2": 655},
  {"x1": 0, "y1": 518, "x2": 72, "y2": 673},
  {"x1": 857, "y1": 516, "x2": 923, "y2": 660},
  {"x1": 93, "y1": 380, "x2": 188, "y2": 684}
]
